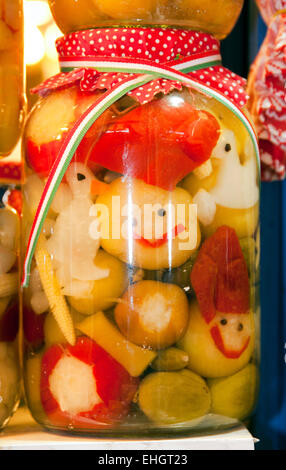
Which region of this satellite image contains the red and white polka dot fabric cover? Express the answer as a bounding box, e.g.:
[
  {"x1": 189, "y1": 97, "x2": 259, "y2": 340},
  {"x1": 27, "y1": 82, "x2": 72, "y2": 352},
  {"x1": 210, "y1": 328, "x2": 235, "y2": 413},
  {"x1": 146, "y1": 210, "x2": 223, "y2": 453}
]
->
[
  {"x1": 32, "y1": 28, "x2": 248, "y2": 108},
  {"x1": 247, "y1": 1, "x2": 286, "y2": 181}
]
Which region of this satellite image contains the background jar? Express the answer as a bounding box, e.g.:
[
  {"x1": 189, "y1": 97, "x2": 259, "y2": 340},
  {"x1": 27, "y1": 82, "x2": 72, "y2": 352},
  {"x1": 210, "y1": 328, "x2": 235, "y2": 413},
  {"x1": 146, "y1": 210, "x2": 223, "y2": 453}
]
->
[
  {"x1": 0, "y1": 193, "x2": 21, "y2": 429},
  {"x1": 0, "y1": 0, "x2": 26, "y2": 156},
  {"x1": 48, "y1": 0, "x2": 244, "y2": 39}
]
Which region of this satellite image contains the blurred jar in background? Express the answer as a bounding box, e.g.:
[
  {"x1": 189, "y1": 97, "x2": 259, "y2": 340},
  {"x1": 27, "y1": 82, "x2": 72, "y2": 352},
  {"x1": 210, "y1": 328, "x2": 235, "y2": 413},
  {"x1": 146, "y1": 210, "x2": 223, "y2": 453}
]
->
[
  {"x1": 48, "y1": 0, "x2": 243, "y2": 39},
  {"x1": 0, "y1": 164, "x2": 21, "y2": 428},
  {"x1": 0, "y1": 0, "x2": 26, "y2": 156}
]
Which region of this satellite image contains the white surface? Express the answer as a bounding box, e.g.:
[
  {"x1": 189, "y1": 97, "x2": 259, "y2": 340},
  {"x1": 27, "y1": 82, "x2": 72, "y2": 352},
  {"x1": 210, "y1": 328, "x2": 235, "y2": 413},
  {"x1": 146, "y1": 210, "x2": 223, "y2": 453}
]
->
[{"x1": 0, "y1": 408, "x2": 256, "y2": 450}]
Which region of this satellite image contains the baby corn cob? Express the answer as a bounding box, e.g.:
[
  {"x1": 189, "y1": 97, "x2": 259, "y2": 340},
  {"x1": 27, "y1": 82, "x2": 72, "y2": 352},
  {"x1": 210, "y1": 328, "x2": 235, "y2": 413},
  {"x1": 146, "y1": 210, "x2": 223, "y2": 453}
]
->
[
  {"x1": 35, "y1": 238, "x2": 76, "y2": 346},
  {"x1": 193, "y1": 159, "x2": 213, "y2": 179},
  {"x1": 0, "y1": 272, "x2": 18, "y2": 297}
]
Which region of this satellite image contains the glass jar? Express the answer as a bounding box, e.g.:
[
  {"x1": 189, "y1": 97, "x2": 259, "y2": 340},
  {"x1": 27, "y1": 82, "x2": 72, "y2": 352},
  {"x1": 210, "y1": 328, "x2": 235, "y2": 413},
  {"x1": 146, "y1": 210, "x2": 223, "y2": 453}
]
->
[
  {"x1": 48, "y1": 0, "x2": 243, "y2": 39},
  {"x1": 0, "y1": 0, "x2": 25, "y2": 156},
  {"x1": 22, "y1": 82, "x2": 260, "y2": 435},
  {"x1": 0, "y1": 192, "x2": 20, "y2": 429}
]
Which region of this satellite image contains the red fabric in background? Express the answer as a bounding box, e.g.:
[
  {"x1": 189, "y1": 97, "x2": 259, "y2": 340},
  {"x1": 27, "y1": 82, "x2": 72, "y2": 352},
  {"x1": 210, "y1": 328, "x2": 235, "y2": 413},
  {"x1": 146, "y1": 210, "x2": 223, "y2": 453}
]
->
[{"x1": 247, "y1": 1, "x2": 286, "y2": 181}]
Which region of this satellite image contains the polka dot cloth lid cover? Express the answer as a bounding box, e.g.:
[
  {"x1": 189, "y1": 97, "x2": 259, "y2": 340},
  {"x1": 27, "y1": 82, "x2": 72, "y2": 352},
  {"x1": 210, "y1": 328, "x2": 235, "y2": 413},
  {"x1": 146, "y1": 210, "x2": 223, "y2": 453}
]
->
[{"x1": 32, "y1": 28, "x2": 248, "y2": 108}]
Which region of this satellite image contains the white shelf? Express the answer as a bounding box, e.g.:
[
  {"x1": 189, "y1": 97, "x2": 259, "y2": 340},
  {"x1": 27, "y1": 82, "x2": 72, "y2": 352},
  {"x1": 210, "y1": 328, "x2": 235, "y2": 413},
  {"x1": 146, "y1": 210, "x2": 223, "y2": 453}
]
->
[{"x1": 0, "y1": 408, "x2": 256, "y2": 450}]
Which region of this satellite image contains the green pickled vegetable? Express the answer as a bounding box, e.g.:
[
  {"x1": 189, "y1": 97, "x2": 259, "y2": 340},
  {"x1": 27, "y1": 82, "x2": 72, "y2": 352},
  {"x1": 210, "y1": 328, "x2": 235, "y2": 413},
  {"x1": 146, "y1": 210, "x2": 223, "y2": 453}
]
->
[
  {"x1": 138, "y1": 370, "x2": 211, "y2": 425},
  {"x1": 151, "y1": 348, "x2": 189, "y2": 371}
]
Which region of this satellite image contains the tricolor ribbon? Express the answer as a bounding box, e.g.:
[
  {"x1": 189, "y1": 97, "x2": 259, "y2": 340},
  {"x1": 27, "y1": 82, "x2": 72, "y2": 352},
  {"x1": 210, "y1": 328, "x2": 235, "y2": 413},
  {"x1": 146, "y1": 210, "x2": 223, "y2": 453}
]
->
[{"x1": 22, "y1": 32, "x2": 260, "y2": 287}]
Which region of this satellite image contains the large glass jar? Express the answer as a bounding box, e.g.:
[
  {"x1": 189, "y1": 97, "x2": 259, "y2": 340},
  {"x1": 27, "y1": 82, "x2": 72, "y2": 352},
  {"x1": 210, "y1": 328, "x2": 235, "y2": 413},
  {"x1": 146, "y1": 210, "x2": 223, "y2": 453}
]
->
[
  {"x1": 0, "y1": 0, "x2": 25, "y2": 156},
  {"x1": 0, "y1": 192, "x2": 20, "y2": 429},
  {"x1": 48, "y1": 0, "x2": 243, "y2": 39},
  {"x1": 22, "y1": 81, "x2": 260, "y2": 434}
]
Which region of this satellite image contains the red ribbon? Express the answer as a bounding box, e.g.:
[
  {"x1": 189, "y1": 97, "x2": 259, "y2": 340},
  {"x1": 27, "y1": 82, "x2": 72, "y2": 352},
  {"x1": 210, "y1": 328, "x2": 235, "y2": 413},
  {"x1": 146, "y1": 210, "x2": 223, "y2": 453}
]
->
[{"x1": 32, "y1": 28, "x2": 248, "y2": 109}]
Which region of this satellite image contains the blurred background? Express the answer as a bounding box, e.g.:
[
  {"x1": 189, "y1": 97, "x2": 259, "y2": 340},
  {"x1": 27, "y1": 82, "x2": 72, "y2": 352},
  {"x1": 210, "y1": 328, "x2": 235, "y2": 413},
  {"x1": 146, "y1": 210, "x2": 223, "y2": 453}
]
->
[{"x1": 9, "y1": 0, "x2": 286, "y2": 450}]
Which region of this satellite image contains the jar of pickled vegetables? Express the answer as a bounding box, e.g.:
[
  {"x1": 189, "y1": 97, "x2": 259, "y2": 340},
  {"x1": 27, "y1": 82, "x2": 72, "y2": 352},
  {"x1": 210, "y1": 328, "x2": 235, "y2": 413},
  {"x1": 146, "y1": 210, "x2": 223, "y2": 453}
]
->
[
  {"x1": 48, "y1": 0, "x2": 243, "y2": 39},
  {"x1": 0, "y1": 0, "x2": 25, "y2": 156},
  {"x1": 0, "y1": 167, "x2": 21, "y2": 428},
  {"x1": 21, "y1": 21, "x2": 260, "y2": 435}
]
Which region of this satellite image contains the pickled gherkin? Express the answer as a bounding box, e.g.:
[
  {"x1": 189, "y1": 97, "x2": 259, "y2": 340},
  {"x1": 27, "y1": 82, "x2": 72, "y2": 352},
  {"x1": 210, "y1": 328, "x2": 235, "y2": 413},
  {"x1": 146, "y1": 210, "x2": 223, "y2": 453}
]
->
[
  {"x1": 151, "y1": 348, "x2": 189, "y2": 371},
  {"x1": 138, "y1": 370, "x2": 211, "y2": 425}
]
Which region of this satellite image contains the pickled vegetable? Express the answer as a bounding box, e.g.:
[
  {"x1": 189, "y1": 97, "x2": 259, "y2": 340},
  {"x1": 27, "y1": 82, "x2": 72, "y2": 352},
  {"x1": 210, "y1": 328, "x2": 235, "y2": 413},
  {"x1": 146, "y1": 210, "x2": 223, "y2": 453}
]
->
[
  {"x1": 25, "y1": 88, "x2": 111, "y2": 177},
  {"x1": 22, "y1": 74, "x2": 259, "y2": 433},
  {"x1": 191, "y1": 226, "x2": 250, "y2": 323},
  {"x1": 0, "y1": 342, "x2": 19, "y2": 427},
  {"x1": 0, "y1": 0, "x2": 25, "y2": 156},
  {"x1": 77, "y1": 311, "x2": 157, "y2": 377},
  {"x1": 40, "y1": 337, "x2": 139, "y2": 427},
  {"x1": 208, "y1": 364, "x2": 258, "y2": 420},
  {"x1": 97, "y1": 177, "x2": 201, "y2": 270},
  {"x1": 44, "y1": 309, "x2": 85, "y2": 347},
  {"x1": 114, "y1": 280, "x2": 189, "y2": 350},
  {"x1": 138, "y1": 370, "x2": 211, "y2": 425},
  {"x1": 69, "y1": 250, "x2": 128, "y2": 315},
  {"x1": 178, "y1": 301, "x2": 255, "y2": 378},
  {"x1": 182, "y1": 130, "x2": 259, "y2": 239},
  {"x1": 151, "y1": 348, "x2": 189, "y2": 371},
  {"x1": 239, "y1": 237, "x2": 257, "y2": 278},
  {"x1": 24, "y1": 352, "x2": 45, "y2": 419},
  {"x1": 48, "y1": 0, "x2": 243, "y2": 39},
  {"x1": 0, "y1": 206, "x2": 20, "y2": 428}
]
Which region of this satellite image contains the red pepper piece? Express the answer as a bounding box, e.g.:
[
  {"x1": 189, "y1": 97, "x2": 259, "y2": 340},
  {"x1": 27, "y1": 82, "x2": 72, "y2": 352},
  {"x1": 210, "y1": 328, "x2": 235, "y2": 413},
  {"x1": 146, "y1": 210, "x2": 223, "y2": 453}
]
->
[
  {"x1": 135, "y1": 224, "x2": 185, "y2": 248},
  {"x1": 88, "y1": 100, "x2": 220, "y2": 191},
  {"x1": 7, "y1": 190, "x2": 22, "y2": 216},
  {"x1": 215, "y1": 259, "x2": 250, "y2": 314},
  {"x1": 191, "y1": 226, "x2": 250, "y2": 323},
  {"x1": 41, "y1": 337, "x2": 139, "y2": 428},
  {"x1": 191, "y1": 253, "x2": 218, "y2": 324},
  {"x1": 177, "y1": 111, "x2": 220, "y2": 163},
  {"x1": 0, "y1": 301, "x2": 19, "y2": 342}
]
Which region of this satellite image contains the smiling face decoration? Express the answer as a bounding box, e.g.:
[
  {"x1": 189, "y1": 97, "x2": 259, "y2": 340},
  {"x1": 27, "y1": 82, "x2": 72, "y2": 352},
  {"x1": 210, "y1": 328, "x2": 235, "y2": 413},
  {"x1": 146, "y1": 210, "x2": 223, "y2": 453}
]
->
[
  {"x1": 178, "y1": 225, "x2": 255, "y2": 378},
  {"x1": 95, "y1": 177, "x2": 201, "y2": 270}
]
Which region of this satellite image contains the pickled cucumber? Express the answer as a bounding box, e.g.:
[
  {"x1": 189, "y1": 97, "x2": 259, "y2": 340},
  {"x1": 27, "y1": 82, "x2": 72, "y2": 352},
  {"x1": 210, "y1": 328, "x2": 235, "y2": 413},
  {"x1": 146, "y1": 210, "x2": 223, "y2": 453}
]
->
[
  {"x1": 151, "y1": 348, "x2": 189, "y2": 371},
  {"x1": 208, "y1": 364, "x2": 258, "y2": 420},
  {"x1": 138, "y1": 370, "x2": 211, "y2": 425}
]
